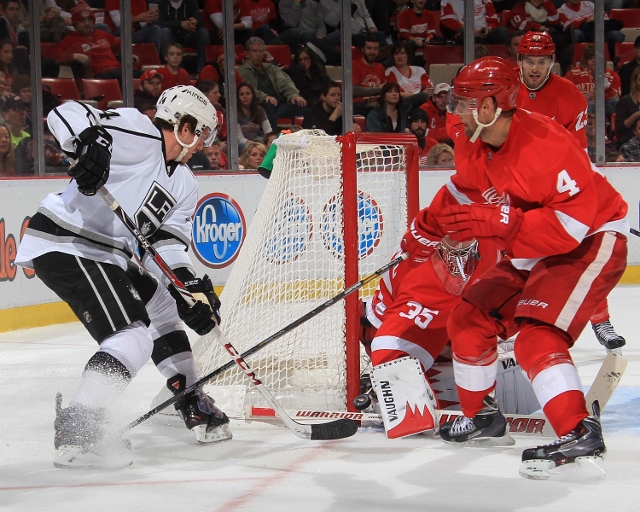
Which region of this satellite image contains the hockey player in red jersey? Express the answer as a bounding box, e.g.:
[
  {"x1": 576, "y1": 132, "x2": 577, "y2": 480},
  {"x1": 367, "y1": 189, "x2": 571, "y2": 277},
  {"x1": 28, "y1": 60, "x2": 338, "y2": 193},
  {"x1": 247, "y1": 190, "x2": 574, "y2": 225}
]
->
[
  {"x1": 436, "y1": 56, "x2": 628, "y2": 479},
  {"x1": 516, "y1": 31, "x2": 626, "y2": 353}
]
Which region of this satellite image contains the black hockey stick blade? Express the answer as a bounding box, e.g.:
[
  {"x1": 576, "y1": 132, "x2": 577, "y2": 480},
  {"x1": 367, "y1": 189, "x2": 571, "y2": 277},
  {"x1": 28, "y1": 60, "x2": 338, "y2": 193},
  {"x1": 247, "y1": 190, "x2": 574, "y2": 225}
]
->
[
  {"x1": 631, "y1": 227, "x2": 640, "y2": 238},
  {"x1": 310, "y1": 418, "x2": 359, "y2": 440}
]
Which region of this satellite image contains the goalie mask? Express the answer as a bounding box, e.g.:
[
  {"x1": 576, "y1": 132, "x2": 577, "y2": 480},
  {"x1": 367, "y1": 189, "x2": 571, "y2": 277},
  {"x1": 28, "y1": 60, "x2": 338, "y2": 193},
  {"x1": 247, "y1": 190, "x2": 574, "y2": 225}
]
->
[
  {"x1": 431, "y1": 236, "x2": 479, "y2": 296},
  {"x1": 156, "y1": 85, "x2": 218, "y2": 161}
]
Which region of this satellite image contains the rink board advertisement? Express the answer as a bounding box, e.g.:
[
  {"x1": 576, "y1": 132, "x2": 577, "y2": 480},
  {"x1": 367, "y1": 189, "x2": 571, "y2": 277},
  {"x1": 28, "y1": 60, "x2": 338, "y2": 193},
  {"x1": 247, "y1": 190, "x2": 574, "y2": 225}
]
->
[{"x1": 1, "y1": 167, "x2": 640, "y2": 317}]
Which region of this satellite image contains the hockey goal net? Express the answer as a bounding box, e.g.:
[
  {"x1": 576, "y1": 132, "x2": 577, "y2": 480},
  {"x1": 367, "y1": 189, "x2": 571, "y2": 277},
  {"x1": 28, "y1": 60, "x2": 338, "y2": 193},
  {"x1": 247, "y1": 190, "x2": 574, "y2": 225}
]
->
[{"x1": 193, "y1": 131, "x2": 419, "y2": 417}]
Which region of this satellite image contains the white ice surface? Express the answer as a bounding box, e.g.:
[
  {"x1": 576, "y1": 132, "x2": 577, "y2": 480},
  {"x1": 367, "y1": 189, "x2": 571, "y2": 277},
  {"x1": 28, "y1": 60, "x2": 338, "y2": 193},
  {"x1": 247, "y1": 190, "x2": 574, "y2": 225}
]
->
[{"x1": 1, "y1": 286, "x2": 640, "y2": 512}]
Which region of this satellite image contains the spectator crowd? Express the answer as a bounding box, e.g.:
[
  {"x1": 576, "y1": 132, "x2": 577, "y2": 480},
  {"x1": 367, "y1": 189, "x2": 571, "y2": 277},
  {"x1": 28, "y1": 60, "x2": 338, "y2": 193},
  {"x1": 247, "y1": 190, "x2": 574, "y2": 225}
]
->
[{"x1": 4, "y1": 0, "x2": 640, "y2": 176}]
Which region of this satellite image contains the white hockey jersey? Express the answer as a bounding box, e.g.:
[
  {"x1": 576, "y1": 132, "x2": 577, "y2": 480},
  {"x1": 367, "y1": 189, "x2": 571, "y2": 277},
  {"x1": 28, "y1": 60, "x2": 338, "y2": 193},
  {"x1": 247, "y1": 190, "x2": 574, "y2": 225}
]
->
[{"x1": 16, "y1": 102, "x2": 199, "y2": 283}]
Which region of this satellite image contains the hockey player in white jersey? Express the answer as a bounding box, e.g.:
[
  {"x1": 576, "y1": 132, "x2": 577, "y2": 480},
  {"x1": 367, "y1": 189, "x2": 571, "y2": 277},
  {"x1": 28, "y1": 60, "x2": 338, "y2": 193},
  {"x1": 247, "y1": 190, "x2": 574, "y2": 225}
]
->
[{"x1": 16, "y1": 86, "x2": 231, "y2": 469}]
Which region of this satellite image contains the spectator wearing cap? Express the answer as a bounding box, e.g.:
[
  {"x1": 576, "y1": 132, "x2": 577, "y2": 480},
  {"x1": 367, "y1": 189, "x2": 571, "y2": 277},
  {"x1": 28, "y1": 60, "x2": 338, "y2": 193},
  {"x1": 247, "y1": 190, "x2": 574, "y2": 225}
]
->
[
  {"x1": 3, "y1": 95, "x2": 28, "y2": 146},
  {"x1": 619, "y1": 36, "x2": 640, "y2": 97},
  {"x1": 406, "y1": 108, "x2": 439, "y2": 167},
  {"x1": 419, "y1": 82, "x2": 452, "y2": 145},
  {"x1": 54, "y1": 5, "x2": 142, "y2": 80},
  {"x1": 134, "y1": 69, "x2": 163, "y2": 120}
]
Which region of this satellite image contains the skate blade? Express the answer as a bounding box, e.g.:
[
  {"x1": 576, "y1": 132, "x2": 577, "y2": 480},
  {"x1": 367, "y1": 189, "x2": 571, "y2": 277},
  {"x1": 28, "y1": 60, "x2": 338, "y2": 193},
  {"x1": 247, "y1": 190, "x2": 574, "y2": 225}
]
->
[
  {"x1": 606, "y1": 347, "x2": 623, "y2": 356},
  {"x1": 519, "y1": 456, "x2": 607, "y2": 481},
  {"x1": 54, "y1": 445, "x2": 133, "y2": 470},
  {"x1": 193, "y1": 424, "x2": 233, "y2": 444}
]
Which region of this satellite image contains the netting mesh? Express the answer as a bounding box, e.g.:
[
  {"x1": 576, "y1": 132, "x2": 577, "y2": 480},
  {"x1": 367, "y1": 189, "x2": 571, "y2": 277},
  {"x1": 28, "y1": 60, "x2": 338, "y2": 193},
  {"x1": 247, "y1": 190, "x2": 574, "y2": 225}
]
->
[{"x1": 193, "y1": 131, "x2": 409, "y2": 413}]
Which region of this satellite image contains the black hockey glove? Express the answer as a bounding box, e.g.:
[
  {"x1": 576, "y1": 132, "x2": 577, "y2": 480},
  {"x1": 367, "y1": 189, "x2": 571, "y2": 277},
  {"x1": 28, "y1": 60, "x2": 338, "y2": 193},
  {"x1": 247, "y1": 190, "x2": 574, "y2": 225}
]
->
[
  {"x1": 170, "y1": 275, "x2": 221, "y2": 336},
  {"x1": 68, "y1": 125, "x2": 113, "y2": 196}
]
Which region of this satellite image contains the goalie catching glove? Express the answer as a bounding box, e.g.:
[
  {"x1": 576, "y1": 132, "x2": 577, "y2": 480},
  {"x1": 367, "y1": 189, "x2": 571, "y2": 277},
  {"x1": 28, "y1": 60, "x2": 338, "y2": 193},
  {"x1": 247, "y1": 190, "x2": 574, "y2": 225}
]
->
[
  {"x1": 169, "y1": 274, "x2": 221, "y2": 335},
  {"x1": 67, "y1": 125, "x2": 113, "y2": 196},
  {"x1": 439, "y1": 204, "x2": 523, "y2": 243}
]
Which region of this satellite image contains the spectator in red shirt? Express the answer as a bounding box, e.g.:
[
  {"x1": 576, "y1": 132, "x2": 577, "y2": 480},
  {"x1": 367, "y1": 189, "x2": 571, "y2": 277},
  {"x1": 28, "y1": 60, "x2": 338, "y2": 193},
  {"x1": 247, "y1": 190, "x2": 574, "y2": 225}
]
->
[
  {"x1": 242, "y1": 0, "x2": 284, "y2": 46},
  {"x1": 565, "y1": 43, "x2": 621, "y2": 117},
  {"x1": 54, "y1": 6, "x2": 142, "y2": 80},
  {"x1": 203, "y1": 0, "x2": 250, "y2": 44},
  {"x1": 105, "y1": 0, "x2": 162, "y2": 55},
  {"x1": 419, "y1": 82, "x2": 452, "y2": 145},
  {"x1": 440, "y1": 0, "x2": 509, "y2": 45},
  {"x1": 158, "y1": 42, "x2": 192, "y2": 91},
  {"x1": 198, "y1": 53, "x2": 243, "y2": 93},
  {"x1": 396, "y1": 0, "x2": 436, "y2": 53},
  {"x1": 352, "y1": 33, "x2": 387, "y2": 116}
]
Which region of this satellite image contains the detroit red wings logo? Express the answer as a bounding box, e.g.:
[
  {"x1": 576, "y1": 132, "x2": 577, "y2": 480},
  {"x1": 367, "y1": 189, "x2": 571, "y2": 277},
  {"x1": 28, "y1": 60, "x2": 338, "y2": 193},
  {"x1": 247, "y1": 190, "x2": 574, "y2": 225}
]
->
[{"x1": 482, "y1": 187, "x2": 510, "y2": 206}]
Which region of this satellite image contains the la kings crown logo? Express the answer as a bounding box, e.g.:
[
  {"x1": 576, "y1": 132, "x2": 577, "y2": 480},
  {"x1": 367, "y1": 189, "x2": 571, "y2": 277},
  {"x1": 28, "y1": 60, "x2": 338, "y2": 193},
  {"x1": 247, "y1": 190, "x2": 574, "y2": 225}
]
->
[{"x1": 135, "y1": 182, "x2": 176, "y2": 236}]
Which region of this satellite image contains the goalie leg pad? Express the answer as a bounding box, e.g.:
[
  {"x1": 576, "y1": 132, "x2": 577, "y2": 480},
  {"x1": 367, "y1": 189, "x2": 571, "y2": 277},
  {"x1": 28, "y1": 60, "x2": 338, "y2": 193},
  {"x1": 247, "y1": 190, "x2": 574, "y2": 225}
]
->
[{"x1": 371, "y1": 356, "x2": 438, "y2": 439}]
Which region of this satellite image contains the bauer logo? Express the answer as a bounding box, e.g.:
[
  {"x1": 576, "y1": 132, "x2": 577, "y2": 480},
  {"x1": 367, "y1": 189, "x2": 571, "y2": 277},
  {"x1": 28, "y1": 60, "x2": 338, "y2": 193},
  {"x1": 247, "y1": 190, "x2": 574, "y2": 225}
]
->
[
  {"x1": 321, "y1": 191, "x2": 383, "y2": 259},
  {"x1": 192, "y1": 193, "x2": 245, "y2": 269}
]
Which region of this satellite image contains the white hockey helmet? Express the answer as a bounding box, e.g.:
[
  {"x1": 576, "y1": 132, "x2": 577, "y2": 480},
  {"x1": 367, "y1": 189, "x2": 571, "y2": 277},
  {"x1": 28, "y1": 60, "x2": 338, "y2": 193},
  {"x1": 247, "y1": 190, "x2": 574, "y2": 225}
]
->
[{"x1": 155, "y1": 85, "x2": 218, "y2": 159}]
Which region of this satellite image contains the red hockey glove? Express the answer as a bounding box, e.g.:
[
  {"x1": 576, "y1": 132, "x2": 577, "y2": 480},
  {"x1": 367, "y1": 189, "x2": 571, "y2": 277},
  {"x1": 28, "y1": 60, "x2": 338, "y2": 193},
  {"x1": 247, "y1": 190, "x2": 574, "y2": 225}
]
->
[
  {"x1": 439, "y1": 204, "x2": 523, "y2": 242},
  {"x1": 400, "y1": 210, "x2": 442, "y2": 263}
]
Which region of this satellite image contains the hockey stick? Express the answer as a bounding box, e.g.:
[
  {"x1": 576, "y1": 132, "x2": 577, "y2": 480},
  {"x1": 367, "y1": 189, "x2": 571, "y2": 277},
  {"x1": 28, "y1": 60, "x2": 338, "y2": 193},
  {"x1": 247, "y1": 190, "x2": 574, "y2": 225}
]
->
[
  {"x1": 630, "y1": 227, "x2": 640, "y2": 237},
  {"x1": 99, "y1": 187, "x2": 406, "y2": 438},
  {"x1": 585, "y1": 352, "x2": 627, "y2": 415}
]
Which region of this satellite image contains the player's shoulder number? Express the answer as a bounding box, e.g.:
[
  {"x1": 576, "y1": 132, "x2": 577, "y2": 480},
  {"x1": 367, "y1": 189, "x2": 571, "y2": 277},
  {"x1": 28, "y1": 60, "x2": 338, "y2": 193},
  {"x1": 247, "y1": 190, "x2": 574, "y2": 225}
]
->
[{"x1": 557, "y1": 169, "x2": 580, "y2": 197}]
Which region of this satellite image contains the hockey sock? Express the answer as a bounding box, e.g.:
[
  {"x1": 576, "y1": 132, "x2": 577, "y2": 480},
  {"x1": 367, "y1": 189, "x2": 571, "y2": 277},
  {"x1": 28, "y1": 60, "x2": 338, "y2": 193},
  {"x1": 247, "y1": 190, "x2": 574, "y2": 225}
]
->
[
  {"x1": 590, "y1": 299, "x2": 610, "y2": 325},
  {"x1": 72, "y1": 351, "x2": 132, "y2": 409},
  {"x1": 152, "y1": 330, "x2": 199, "y2": 386}
]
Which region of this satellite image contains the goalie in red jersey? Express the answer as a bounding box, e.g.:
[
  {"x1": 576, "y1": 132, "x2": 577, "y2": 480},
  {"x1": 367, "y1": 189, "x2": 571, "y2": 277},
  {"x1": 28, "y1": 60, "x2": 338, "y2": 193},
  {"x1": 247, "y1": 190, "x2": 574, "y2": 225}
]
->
[
  {"x1": 358, "y1": 200, "x2": 540, "y2": 440},
  {"x1": 434, "y1": 56, "x2": 628, "y2": 479},
  {"x1": 515, "y1": 30, "x2": 626, "y2": 354}
]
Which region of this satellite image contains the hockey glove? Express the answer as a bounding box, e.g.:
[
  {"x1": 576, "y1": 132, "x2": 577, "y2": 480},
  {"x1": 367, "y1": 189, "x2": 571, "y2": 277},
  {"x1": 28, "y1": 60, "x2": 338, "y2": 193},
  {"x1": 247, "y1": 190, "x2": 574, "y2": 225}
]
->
[
  {"x1": 170, "y1": 275, "x2": 221, "y2": 336},
  {"x1": 400, "y1": 210, "x2": 442, "y2": 263},
  {"x1": 68, "y1": 125, "x2": 113, "y2": 196},
  {"x1": 439, "y1": 204, "x2": 523, "y2": 243}
]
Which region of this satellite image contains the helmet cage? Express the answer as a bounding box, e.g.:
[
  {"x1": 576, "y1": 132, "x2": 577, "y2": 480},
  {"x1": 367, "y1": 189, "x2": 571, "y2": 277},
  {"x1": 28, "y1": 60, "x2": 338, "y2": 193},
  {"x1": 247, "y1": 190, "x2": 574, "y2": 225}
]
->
[{"x1": 431, "y1": 238, "x2": 479, "y2": 296}]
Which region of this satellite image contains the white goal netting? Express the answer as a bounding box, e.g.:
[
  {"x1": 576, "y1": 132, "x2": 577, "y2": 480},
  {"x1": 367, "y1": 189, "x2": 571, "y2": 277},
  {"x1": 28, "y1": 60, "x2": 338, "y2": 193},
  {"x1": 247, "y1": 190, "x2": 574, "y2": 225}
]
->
[{"x1": 193, "y1": 130, "x2": 413, "y2": 416}]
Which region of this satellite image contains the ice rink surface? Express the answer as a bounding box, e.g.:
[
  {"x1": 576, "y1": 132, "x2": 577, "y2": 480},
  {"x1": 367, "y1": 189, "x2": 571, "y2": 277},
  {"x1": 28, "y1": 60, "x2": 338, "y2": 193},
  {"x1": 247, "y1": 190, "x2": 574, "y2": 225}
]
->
[{"x1": 1, "y1": 286, "x2": 640, "y2": 512}]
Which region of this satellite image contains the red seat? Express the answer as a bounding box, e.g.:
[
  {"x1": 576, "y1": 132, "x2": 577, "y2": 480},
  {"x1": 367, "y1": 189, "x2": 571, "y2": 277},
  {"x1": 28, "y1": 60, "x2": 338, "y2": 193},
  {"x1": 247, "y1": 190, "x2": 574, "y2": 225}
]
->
[
  {"x1": 82, "y1": 79, "x2": 122, "y2": 110},
  {"x1": 500, "y1": 10, "x2": 510, "y2": 27},
  {"x1": 42, "y1": 78, "x2": 81, "y2": 102},
  {"x1": 132, "y1": 43, "x2": 161, "y2": 69},
  {"x1": 294, "y1": 116, "x2": 304, "y2": 126},
  {"x1": 484, "y1": 44, "x2": 510, "y2": 60},
  {"x1": 572, "y1": 43, "x2": 610, "y2": 66},
  {"x1": 352, "y1": 46, "x2": 362, "y2": 60},
  {"x1": 265, "y1": 45, "x2": 292, "y2": 67},
  {"x1": 205, "y1": 44, "x2": 224, "y2": 63},
  {"x1": 616, "y1": 42, "x2": 635, "y2": 66},
  {"x1": 423, "y1": 45, "x2": 463, "y2": 66},
  {"x1": 610, "y1": 9, "x2": 640, "y2": 28},
  {"x1": 353, "y1": 115, "x2": 365, "y2": 130}
]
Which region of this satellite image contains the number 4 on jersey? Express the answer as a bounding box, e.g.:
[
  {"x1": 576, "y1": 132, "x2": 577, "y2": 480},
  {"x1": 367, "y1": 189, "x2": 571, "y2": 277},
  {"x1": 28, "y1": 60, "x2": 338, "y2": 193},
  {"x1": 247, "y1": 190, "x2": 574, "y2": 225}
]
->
[{"x1": 557, "y1": 169, "x2": 580, "y2": 197}]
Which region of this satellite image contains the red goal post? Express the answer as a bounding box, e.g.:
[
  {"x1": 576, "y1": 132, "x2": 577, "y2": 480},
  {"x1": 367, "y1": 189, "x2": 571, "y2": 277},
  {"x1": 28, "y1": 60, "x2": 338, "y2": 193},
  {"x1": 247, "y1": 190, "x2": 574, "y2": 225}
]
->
[{"x1": 193, "y1": 130, "x2": 420, "y2": 417}]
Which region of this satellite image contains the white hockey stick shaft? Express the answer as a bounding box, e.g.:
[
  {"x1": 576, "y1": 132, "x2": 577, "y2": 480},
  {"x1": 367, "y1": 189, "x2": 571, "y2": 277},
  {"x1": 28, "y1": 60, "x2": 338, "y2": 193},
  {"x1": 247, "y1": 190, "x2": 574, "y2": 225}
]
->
[{"x1": 585, "y1": 352, "x2": 628, "y2": 415}]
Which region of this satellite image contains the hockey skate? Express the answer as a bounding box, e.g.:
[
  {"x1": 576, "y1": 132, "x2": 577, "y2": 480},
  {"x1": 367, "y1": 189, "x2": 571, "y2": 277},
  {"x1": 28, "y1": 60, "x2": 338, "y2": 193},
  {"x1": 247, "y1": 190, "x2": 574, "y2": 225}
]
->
[
  {"x1": 168, "y1": 375, "x2": 233, "y2": 444},
  {"x1": 519, "y1": 414, "x2": 606, "y2": 480},
  {"x1": 592, "y1": 320, "x2": 625, "y2": 355},
  {"x1": 439, "y1": 394, "x2": 515, "y2": 446},
  {"x1": 54, "y1": 393, "x2": 132, "y2": 470}
]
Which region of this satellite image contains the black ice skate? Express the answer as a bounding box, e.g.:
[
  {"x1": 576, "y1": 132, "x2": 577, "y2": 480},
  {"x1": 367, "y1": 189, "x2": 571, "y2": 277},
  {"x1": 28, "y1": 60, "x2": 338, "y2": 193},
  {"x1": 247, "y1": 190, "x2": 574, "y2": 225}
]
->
[
  {"x1": 439, "y1": 394, "x2": 515, "y2": 446},
  {"x1": 54, "y1": 393, "x2": 132, "y2": 470},
  {"x1": 592, "y1": 320, "x2": 625, "y2": 355},
  {"x1": 519, "y1": 414, "x2": 606, "y2": 480},
  {"x1": 168, "y1": 375, "x2": 233, "y2": 444}
]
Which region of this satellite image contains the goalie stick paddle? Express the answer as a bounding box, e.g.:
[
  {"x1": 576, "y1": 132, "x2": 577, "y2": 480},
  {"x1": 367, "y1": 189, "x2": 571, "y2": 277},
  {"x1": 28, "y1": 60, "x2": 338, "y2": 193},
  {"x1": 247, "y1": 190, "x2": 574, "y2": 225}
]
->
[{"x1": 99, "y1": 187, "x2": 406, "y2": 436}]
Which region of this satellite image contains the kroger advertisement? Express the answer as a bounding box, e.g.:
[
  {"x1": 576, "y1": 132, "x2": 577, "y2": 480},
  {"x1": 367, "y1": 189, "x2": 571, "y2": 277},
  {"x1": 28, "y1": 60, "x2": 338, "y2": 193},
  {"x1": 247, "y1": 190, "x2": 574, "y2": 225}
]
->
[{"x1": 1, "y1": 167, "x2": 640, "y2": 312}]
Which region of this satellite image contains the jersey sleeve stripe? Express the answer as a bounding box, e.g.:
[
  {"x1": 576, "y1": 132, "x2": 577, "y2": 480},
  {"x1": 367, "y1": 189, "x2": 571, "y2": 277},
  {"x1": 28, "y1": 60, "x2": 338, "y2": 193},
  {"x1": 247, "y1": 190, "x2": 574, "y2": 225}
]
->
[
  {"x1": 554, "y1": 210, "x2": 590, "y2": 244},
  {"x1": 445, "y1": 180, "x2": 474, "y2": 205}
]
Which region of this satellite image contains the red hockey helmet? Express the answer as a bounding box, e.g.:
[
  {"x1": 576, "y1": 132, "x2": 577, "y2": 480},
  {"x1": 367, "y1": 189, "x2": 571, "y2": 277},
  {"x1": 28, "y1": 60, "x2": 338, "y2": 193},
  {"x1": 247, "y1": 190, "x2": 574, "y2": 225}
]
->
[
  {"x1": 450, "y1": 56, "x2": 519, "y2": 112},
  {"x1": 518, "y1": 31, "x2": 556, "y2": 56}
]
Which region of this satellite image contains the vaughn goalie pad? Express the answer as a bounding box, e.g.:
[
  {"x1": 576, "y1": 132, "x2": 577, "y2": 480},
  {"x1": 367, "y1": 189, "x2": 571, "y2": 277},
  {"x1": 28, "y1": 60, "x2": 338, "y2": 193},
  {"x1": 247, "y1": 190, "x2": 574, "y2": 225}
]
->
[{"x1": 371, "y1": 356, "x2": 438, "y2": 439}]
